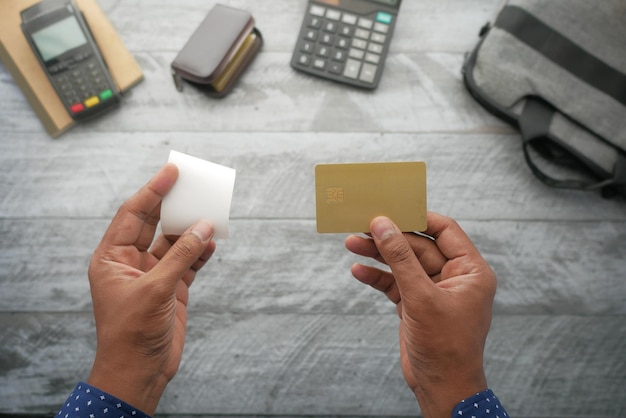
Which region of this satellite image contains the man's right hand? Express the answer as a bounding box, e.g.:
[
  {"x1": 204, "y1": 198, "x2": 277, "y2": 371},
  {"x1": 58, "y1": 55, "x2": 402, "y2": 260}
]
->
[{"x1": 345, "y1": 212, "x2": 496, "y2": 418}]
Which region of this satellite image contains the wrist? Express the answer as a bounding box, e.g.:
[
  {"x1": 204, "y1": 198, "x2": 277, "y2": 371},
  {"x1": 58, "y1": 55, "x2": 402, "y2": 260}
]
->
[
  {"x1": 413, "y1": 369, "x2": 487, "y2": 418},
  {"x1": 88, "y1": 354, "x2": 169, "y2": 416}
]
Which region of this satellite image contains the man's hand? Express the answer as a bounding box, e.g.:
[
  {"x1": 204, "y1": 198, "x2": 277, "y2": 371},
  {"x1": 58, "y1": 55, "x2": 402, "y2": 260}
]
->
[
  {"x1": 345, "y1": 213, "x2": 496, "y2": 418},
  {"x1": 87, "y1": 163, "x2": 216, "y2": 415}
]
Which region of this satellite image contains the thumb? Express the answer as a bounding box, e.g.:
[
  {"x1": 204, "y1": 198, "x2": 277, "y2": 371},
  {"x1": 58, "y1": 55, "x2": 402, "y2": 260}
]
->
[
  {"x1": 150, "y1": 220, "x2": 214, "y2": 291},
  {"x1": 370, "y1": 217, "x2": 435, "y2": 302}
]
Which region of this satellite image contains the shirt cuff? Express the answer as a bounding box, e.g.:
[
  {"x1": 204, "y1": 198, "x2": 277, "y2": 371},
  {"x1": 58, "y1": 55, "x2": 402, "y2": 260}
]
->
[
  {"x1": 57, "y1": 382, "x2": 151, "y2": 418},
  {"x1": 452, "y1": 389, "x2": 509, "y2": 418}
]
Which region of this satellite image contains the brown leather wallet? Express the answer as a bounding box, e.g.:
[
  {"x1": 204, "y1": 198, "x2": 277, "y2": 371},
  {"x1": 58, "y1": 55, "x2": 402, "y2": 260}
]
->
[{"x1": 171, "y1": 4, "x2": 262, "y2": 97}]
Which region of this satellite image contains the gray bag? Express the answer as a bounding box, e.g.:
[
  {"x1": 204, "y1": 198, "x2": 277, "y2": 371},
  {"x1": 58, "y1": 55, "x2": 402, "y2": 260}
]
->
[{"x1": 463, "y1": 0, "x2": 626, "y2": 197}]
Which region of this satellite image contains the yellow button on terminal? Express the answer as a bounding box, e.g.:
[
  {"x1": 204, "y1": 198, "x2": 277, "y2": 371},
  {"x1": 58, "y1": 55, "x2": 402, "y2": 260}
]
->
[{"x1": 85, "y1": 96, "x2": 100, "y2": 108}]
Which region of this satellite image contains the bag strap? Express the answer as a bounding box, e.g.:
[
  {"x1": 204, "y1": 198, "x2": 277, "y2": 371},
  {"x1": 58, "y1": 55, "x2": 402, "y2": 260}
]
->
[
  {"x1": 519, "y1": 98, "x2": 626, "y2": 195},
  {"x1": 496, "y1": 5, "x2": 626, "y2": 107}
]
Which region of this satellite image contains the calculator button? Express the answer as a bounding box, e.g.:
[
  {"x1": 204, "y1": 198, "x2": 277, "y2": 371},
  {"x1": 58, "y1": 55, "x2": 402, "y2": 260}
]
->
[
  {"x1": 355, "y1": 29, "x2": 370, "y2": 40},
  {"x1": 374, "y1": 22, "x2": 389, "y2": 33},
  {"x1": 339, "y1": 25, "x2": 353, "y2": 37},
  {"x1": 332, "y1": 50, "x2": 347, "y2": 62},
  {"x1": 317, "y1": 45, "x2": 330, "y2": 57},
  {"x1": 305, "y1": 30, "x2": 318, "y2": 41},
  {"x1": 336, "y1": 37, "x2": 349, "y2": 49},
  {"x1": 343, "y1": 59, "x2": 361, "y2": 79},
  {"x1": 349, "y1": 48, "x2": 365, "y2": 60},
  {"x1": 313, "y1": 58, "x2": 327, "y2": 70},
  {"x1": 310, "y1": 5, "x2": 325, "y2": 16},
  {"x1": 326, "y1": 9, "x2": 341, "y2": 20},
  {"x1": 365, "y1": 52, "x2": 381, "y2": 64},
  {"x1": 342, "y1": 13, "x2": 357, "y2": 25},
  {"x1": 320, "y1": 33, "x2": 334, "y2": 45},
  {"x1": 358, "y1": 18, "x2": 374, "y2": 29},
  {"x1": 371, "y1": 33, "x2": 386, "y2": 44},
  {"x1": 359, "y1": 63, "x2": 377, "y2": 83},
  {"x1": 308, "y1": 16, "x2": 322, "y2": 29},
  {"x1": 352, "y1": 38, "x2": 367, "y2": 50},
  {"x1": 324, "y1": 22, "x2": 337, "y2": 33},
  {"x1": 297, "y1": 54, "x2": 311, "y2": 66},
  {"x1": 368, "y1": 43, "x2": 384, "y2": 54},
  {"x1": 376, "y1": 12, "x2": 393, "y2": 24},
  {"x1": 328, "y1": 62, "x2": 344, "y2": 74},
  {"x1": 300, "y1": 41, "x2": 315, "y2": 53}
]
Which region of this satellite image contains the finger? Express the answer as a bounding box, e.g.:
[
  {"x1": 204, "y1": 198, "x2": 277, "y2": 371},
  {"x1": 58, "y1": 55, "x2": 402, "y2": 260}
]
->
[
  {"x1": 190, "y1": 240, "x2": 216, "y2": 273},
  {"x1": 350, "y1": 263, "x2": 401, "y2": 304},
  {"x1": 147, "y1": 220, "x2": 215, "y2": 295},
  {"x1": 149, "y1": 234, "x2": 174, "y2": 261},
  {"x1": 370, "y1": 217, "x2": 435, "y2": 302},
  {"x1": 134, "y1": 200, "x2": 163, "y2": 252},
  {"x1": 151, "y1": 233, "x2": 216, "y2": 273},
  {"x1": 345, "y1": 235, "x2": 386, "y2": 264},
  {"x1": 178, "y1": 239, "x2": 216, "y2": 289},
  {"x1": 346, "y1": 233, "x2": 447, "y2": 279},
  {"x1": 424, "y1": 212, "x2": 482, "y2": 261},
  {"x1": 101, "y1": 164, "x2": 178, "y2": 248}
]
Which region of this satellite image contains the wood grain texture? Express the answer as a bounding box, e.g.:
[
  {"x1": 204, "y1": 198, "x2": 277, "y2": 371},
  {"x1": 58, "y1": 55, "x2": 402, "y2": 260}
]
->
[
  {"x1": 0, "y1": 313, "x2": 624, "y2": 417},
  {"x1": 1, "y1": 132, "x2": 624, "y2": 221},
  {"x1": 0, "y1": 0, "x2": 625, "y2": 416},
  {"x1": 1, "y1": 51, "x2": 512, "y2": 134},
  {"x1": 1, "y1": 218, "x2": 625, "y2": 315}
]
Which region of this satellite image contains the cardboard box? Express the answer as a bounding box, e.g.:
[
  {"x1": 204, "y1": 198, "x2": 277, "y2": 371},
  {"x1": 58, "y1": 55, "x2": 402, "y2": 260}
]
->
[{"x1": 0, "y1": 0, "x2": 143, "y2": 137}]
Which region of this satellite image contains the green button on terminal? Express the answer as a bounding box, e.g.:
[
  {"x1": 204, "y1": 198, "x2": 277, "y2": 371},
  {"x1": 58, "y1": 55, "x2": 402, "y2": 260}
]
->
[{"x1": 99, "y1": 89, "x2": 113, "y2": 100}]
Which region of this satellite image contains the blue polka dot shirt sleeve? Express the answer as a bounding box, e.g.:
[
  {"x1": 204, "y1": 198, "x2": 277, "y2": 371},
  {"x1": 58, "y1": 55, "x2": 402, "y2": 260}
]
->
[
  {"x1": 57, "y1": 382, "x2": 151, "y2": 418},
  {"x1": 58, "y1": 382, "x2": 506, "y2": 418},
  {"x1": 452, "y1": 389, "x2": 508, "y2": 418}
]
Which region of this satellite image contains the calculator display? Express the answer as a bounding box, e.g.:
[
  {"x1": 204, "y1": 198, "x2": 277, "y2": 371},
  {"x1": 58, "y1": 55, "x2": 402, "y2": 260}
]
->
[{"x1": 31, "y1": 16, "x2": 87, "y2": 61}]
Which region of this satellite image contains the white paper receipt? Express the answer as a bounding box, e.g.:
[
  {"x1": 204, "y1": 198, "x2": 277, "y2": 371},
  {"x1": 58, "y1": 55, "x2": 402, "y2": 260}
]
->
[{"x1": 161, "y1": 150, "x2": 236, "y2": 239}]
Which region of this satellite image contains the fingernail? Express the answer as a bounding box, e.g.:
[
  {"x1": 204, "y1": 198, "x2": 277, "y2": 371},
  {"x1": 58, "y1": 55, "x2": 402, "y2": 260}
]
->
[
  {"x1": 371, "y1": 217, "x2": 396, "y2": 240},
  {"x1": 191, "y1": 220, "x2": 214, "y2": 242}
]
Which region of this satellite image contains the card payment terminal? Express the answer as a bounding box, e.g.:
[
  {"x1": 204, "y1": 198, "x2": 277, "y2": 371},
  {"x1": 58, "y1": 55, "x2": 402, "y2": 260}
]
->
[{"x1": 21, "y1": 0, "x2": 120, "y2": 120}]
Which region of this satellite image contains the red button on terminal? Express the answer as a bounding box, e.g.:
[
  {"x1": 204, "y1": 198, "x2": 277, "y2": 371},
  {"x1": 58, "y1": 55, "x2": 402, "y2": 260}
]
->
[{"x1": 70, "y1": 103, "x2": 85, "y2": 113}]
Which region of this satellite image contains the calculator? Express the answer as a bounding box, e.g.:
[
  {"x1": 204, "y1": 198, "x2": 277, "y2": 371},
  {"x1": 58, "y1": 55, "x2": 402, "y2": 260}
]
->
[{"x1": 290, "y1": 0, "x2": 401, "y2": 89}]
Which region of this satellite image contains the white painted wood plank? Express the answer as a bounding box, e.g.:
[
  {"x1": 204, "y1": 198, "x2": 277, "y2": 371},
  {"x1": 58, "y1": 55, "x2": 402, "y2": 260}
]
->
[
  {"x1": 1, "y1": 132, "x2": 624, "y2": 221},
  {"x1": 97, "y1": 0, "x2": 501, "y2": 53},
  {"x1": 0, "y1": 51, "x2": 511, "y2": 134},
  {"x1": 0, "y1": 313, "x2": 624, "y2": 417},
  {"x1": 2, "y1": 219, "x2": 625, "y2": 314}
]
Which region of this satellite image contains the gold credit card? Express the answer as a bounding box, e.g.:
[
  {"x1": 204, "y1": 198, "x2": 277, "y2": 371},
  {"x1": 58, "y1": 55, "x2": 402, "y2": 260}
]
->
[{"x1": 315, "y1": 162, "x2": 427, "y2": 233}]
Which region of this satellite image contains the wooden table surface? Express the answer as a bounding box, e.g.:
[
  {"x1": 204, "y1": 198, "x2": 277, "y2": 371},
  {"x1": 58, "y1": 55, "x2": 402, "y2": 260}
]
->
[{"x1": 1, "y1": 0, "x2": 625, "y2": 416}]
